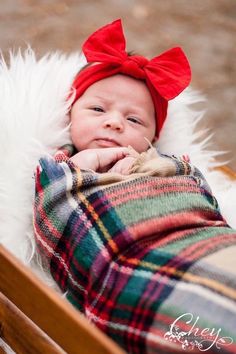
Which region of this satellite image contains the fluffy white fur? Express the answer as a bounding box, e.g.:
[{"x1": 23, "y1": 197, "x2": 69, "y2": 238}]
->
[{"x1": 0, "y1": 49, "x2": 235, "y2": 284}]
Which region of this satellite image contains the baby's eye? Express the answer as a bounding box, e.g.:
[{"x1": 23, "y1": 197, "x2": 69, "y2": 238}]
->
[
  {"x1": 127, "y1": 116, "x2": 142, "y2": 125},
  {"x1": 91, "y1": 106, "x2": 105, "y2": 113}
]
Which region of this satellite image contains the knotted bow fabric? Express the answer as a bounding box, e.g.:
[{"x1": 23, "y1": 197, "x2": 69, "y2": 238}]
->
[{"x1": 72, "y1": 19, "x2": 191, "y2": 136}]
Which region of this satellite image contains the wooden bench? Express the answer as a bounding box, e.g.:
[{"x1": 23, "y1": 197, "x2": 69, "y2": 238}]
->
[{"x1": 0, "y1": 245, "x2": 125, "y2": 354}]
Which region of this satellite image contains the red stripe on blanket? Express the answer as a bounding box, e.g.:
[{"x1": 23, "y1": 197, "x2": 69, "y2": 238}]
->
[
  {"x1": 128, "y1": 210, "x2": 225, "y2": 241},
  {"x1": 175, "y1": 232, "x2": 236, "y2": 261}
]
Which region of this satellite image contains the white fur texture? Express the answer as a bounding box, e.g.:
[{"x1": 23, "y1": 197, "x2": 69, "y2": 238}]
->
[
  {"x1": 0, "y1": 49, "x2": 235, "y2": 284},
  {"x1": 0, "y1": 49, "x2": 85, "y2": 282}
]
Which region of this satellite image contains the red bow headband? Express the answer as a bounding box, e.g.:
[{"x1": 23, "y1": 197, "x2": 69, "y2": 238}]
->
[{"x1": 72, "y1": 19, "x2": 191, "y2": 136}]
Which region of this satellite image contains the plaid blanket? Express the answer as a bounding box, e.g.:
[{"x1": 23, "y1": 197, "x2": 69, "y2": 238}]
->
[{"x1": 34, "y1": 156, "x2": 236, "y2": 354}]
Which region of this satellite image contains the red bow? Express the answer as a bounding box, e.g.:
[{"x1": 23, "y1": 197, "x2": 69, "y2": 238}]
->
[
  {"x1": 82, "y1": 19, "x2": 191, "y2": 101},
  {"x1": 72, "y1": 19, "x2": 191, "y2": 136}
]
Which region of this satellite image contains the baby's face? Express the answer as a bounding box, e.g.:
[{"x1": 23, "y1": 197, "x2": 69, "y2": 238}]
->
[{"x1": 70, "y1": 74, "x2": 156, "y2": 153}]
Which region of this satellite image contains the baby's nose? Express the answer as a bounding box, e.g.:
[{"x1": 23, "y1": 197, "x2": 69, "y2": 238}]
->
[{"x1": 104, "y1": 114, "x2": 124, "y2": 131}]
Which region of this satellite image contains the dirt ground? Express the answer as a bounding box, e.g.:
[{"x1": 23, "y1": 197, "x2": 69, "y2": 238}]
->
[{"x1": 1, "y1": 0, "x2": 235, "y2": 169}]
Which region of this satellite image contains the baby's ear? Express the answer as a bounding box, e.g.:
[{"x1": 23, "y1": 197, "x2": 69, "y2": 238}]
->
[{"x1": 68, "y1": 101, "x2": 75, "y2": 120}]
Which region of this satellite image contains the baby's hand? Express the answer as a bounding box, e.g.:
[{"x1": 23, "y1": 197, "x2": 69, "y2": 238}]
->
[
  {"x1": 108, "y1": 156, "x2": 136, "y2": 174},
  {"x1": 69, "y1": 147, "x2": 130, "y2": 172}
]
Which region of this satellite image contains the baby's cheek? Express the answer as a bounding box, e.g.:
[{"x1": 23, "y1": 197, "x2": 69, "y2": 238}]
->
[
  {"x1": 131, "y1": 139, "x2": 150, "y2": 153},
  {"x1": 70, "y1": 122, "x2": 85, "y2": 150},
  {"x1": 70, "y1": 126, "x2": 79, "y2": 147}
]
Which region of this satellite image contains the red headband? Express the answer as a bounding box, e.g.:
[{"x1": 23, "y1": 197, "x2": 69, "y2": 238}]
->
[{"x1": 72, "y1": 19, "x2": 191, "y2": 136}]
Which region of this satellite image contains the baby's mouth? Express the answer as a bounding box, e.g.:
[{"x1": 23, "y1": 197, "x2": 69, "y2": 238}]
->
[{"x1": 94, "y1": 138, "x2": 121, "y2": 148}]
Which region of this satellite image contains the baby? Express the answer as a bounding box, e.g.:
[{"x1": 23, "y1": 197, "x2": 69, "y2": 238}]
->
[
  {"x1": 61, "y1": 18, "x2": 192, "y2": 177},
  {"x1": 34, "y1": 19, "x2": 236, "y2": 354}
]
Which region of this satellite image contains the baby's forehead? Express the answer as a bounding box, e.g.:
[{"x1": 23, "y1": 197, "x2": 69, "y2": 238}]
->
[{"x1": 80, "y1": 75, "x2": 152, "y2": 101}]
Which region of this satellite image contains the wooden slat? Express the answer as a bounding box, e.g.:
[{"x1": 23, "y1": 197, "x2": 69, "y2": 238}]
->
[
  {"x1": 0, "y1": 292, "x2": 64, "y2": 354},
  {"x1": 0, "y1": 245, "x2": 125, "y2": 354},
  {"x1": 0, "y1": 346, "x2": 7, "y2": 354}
]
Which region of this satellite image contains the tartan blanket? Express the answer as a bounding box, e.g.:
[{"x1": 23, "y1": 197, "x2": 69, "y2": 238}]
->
[{"x1": 34, "y1": 157, "x2": 236, "y2": 354}]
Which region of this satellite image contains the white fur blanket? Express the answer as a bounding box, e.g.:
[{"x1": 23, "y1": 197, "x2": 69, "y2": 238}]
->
[{"x1": 0, "y1": 48, "x2": 235, "y2": 283}]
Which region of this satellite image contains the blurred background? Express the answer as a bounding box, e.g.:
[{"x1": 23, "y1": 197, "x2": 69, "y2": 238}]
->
[{"x1": 1, "y1": 0, "x2": 235, "y2": 168}]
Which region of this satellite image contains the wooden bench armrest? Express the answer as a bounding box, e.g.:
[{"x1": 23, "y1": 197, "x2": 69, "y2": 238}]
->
[{"x1": 0, "y1": 245, "x2": 125, "y2": 354}]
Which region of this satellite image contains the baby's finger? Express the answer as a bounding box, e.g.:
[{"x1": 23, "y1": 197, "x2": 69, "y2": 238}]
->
[
  {"x1": 97, "y1": 147, "x2": 129, "y2": 170},
  {"x1": 108, "y1": 156, "x2": 136, "y2": 174}
]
